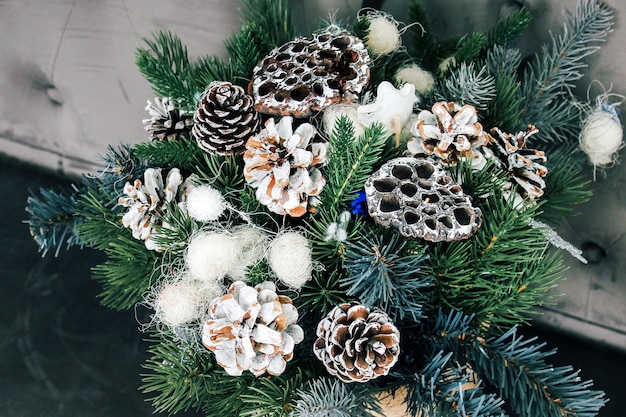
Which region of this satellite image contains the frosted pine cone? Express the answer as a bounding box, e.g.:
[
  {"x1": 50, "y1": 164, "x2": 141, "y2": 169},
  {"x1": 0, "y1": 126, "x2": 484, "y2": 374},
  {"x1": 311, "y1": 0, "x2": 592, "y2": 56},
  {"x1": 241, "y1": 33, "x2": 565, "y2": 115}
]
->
[
  {"x1": 408, "y1": 101, "x2": 489, "y2": 166},
  {"x1": 314, "y1": 302, "x2": 400, "y2": 383},
  {"x1": 202, "y1": 281, "x2": 304, "y2": 377},
  {"x1": 484, "y1": 125, "x2": 548, "y2": 200},
  {"x1": 117, "y1": 168, "x2": 184, "y2": 251},
  {"x1": 243, "y1": 116, "x2": 327, "y2": 217},
  {"x1": 193, "y1": 81, "x2": 260, "y2": 155},
  {"x1": 143, "y1": 97, "x2": 193, "y2": 141}
]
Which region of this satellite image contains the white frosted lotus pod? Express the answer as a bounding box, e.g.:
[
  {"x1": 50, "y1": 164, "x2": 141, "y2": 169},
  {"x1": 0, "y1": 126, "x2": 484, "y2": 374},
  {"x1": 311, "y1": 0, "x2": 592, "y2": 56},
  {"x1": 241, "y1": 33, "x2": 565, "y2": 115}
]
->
[
  {"x1": 243, "y1": 117, "x2": 327, "y2": 217},
  {"x1": 314, "y1": 302, "x2": 400, "y2": 383},
  {"x1": 193, "y1": 81, "x2": 260, "y2": 155},
  {"x1": 364, "y1": 157, "x2": 481, "y2": 242},
  {"x1": 202, "y1": 281, "x2": 304, "y2": 377},
  {"x1": 143, "y1": 97, "x2": 193, "y2": 141},
  {"x1": 249, "y1": 32, "x2": 370, "y2": 118},
  {"x1": 408, "y1": 101, "x2": 489, "y2": 165},
  {"x1": 484, "y1": 125, "x2": 548, "y2": 200},
  {"x1": 117, "y1": 167, "x2": 184, "y2": 250}
]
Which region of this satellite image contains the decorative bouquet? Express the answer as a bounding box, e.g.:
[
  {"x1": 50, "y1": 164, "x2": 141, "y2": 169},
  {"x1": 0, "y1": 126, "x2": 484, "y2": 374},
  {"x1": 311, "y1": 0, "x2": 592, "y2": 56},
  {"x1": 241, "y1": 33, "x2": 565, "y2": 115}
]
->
[{"x1": 27, "y1": 0, "x2": 623, "y2": 416}]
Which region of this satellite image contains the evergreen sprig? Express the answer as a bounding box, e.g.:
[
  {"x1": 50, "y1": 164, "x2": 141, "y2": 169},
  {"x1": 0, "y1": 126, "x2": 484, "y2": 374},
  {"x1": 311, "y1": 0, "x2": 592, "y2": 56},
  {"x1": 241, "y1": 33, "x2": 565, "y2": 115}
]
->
[
  {"x1": 135, "y1": 31, "x2": 199, "y2": 111},
  {"x1": 291, "y1": 377, "x2": 383, "y2": 417},
  {"x1": 26, "y1": 186, "x2": 82, "y2": 257},
  {"x1": 436, "y1": 62, "x2": 496, "y2": 111},
  {"x1": 342, "y1": 232, "x2": 433, "y2": 322},
  {"x1": 319, "y1": 118, "x2": 389, "y2": 214},
  {"x1": 429, "y1": 310, "x2": 607, "y2": 417},
  {"x1": 239, "y1": 371, "x2": 304, "y2": 417},
  {"x1": 132, "y1": 139, "x2": 205, "y2": 172},
  {"x1": 520, "y1": 0, "x2": 614, "y2": 146},
  {"x1": 484, "y1": 45, "x2": 525, "y2": 131}
]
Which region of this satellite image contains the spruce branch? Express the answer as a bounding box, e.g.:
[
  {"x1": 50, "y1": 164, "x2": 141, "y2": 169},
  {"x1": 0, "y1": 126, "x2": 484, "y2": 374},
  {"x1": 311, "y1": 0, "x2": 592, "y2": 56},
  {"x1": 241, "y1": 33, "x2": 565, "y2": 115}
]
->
[
  {"x1": 436, "y1": 62, "x2": 497, "y2": 111},
  {"x1": 239, "y1": 371, "x2": 304, "y2": 417},
  {"x1": 132, "y1": 139, "x2": 205, "y2": 171},
  {"x1": 26, "y1": 186, "x2": 82, "y2": 257},
  {"x1": 299, "y1": 270, "x2": 349, "y2": 318},
  {"x1": 319, "y1": 118, "x2": 388, "y2": 214},
  {"x1": 429, "y1": 311, "x2": 607, "y2": 417},
  {"x1": 291, "y1": 377, "x2": 383, "y2": 417},
  {"x1": 486, "y1": 7, "x2": 533, "y2": 50},
  {"x1": 135, "y1": 31, "x2": 199, "y2": 110},
  {"x1": 484, "y1": 45, "x2": 525, "y2": 132},
  {"x1": 520, "y1": 0, "x2": 613, "y2": 144},
  {"x1": 342, "y1": 232, "x2": 433, "y2": 322}
]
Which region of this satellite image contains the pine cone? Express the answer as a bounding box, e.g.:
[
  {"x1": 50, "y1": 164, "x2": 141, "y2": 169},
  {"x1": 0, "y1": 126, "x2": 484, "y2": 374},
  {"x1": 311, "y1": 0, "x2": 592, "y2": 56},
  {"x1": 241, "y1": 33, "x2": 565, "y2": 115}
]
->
[
  {"x1": 408, "y1": 101, "x2": 489, "y2": 165},
  {"x1": 243, "y1": 116, "x2": 327, "y2": 217},
  {"x1": 314, "y1": 302, "x2": 400, "y2": 383},
  {"x1": 117, "y1": 167, "x2": 184, "y2": 251},
  {"x1": 143, "y1": 97, "x2": 193, "y2": 141},
  {"x1": 202, "y1": 281, "x2": 304, "y2": 377},
  {"x1": 192, "y1": 81, "x2": 260, "y2": 155},
  {"x1": 484, "y1": 125, "x2": 548, "y2": 200}
]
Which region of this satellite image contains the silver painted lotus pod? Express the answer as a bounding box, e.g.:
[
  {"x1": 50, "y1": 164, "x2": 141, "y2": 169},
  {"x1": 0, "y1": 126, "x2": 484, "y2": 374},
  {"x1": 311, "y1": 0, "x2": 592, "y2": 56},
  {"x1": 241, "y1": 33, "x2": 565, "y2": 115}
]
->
[{"x1": 364, "y1": 157, "x2": 481, "y2": 242}]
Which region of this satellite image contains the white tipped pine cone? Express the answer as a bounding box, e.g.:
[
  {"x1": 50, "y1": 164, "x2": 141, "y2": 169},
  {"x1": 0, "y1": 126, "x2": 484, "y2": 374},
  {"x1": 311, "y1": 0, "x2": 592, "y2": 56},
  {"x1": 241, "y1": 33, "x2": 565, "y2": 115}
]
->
[
  {"x1": 484, "y1": 125, "x2": 548, "y2": 200},
  {"x1": 117, "y1": 167, "x2": 184, "y2": 251},
  {"x1": 193, "y1": 81, "x2": 260, "y2": 155},
  {"x1": 408, "y1": 101, "x2": 489, "y2": 166},
  {"x1": 143, "y1": 97, "x2": 193, "y2": 141},
  {"x1": 314, "y1": 302, "x2": 400, "y2": 383},
  {"x1": 202, "y1": 281, "x2": 304, "y2": 377},
  {"x1": 243, "y1": 116, "x2": 327, "y2": 217}
]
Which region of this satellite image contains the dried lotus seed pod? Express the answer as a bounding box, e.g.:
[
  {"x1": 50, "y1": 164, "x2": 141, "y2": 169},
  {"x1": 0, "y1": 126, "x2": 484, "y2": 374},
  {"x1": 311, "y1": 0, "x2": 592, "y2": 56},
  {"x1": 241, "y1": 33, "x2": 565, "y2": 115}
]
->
[
  {"x1": 249, "y1": 33, "x2": 370, "y2": 118},
  {"x1": 364, "y1": 157, "x2": 481, "y2": 242}
]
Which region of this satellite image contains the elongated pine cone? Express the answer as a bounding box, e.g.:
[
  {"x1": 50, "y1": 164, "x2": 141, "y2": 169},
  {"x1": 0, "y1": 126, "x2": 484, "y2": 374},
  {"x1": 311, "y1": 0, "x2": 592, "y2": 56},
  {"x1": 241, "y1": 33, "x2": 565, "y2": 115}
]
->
[
  {"x1": 484, "y1": 125, "x2": 548, "y2": 200},
  {"x1": 193, "y1": 81, "x2": 260, "y2": 155},
  {"x1": 143, "y1": 97, "x2": 193, "y2": 141},
  {"x1": 117, "y1": 167, "x2": 184, "y2": 251},
  {"x1": 249, "y1": 33, "x2": 370, "y2": 117},
  {"x1": 243, "y1": 116, "x2": 327, "y2": 217},
  {"x1": 314, "y1": 302, "x2": 400, "y2": 383},
  {"x1": 202, "y1": 281, "x2": 304, "y2": 377},
  {"x1": 408, "y1": 101, "x2": 489, "y2": 166}
]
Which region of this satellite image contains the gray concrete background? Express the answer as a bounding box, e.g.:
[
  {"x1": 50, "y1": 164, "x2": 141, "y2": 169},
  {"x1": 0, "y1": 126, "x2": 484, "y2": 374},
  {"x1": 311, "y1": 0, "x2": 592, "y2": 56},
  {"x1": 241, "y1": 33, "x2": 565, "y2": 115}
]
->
[{"x1": 0, "y1": 0, "x2": 624, "y2": 352}]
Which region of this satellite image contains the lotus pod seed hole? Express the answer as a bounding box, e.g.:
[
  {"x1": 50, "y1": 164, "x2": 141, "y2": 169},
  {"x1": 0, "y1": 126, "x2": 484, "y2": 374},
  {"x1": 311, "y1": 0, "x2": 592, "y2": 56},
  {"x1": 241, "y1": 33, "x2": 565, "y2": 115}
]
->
[
  {"x1": 373, "y1": 178, "x2": 397, "y2": 193},
  {"x1": 425, "y1": 218, "x2": 437, "y2": 230},
  {"x1": 437, "y1": 176, "x2": 452, "y2": 185},
  {"x1": 259, "y1": 83, "x2": 277, "y2": 96},
  {"x1": 454, "y1": 208, "x2": 473, "y2": 225},
  {"x1": 422, "y1": 193, "x2": 439, "y2": 204},
  {"x1": 392, "y1": 164, "x2": 414, "y2": 180},
  {"x1": 291, "y1": 86, "x2": 310, "y2": 101},
  {"x1": 400, "y1": 183, "x2": 418, "y2": 197},
  {"x1": 418, "y1": 179, "x2": 432, "y2": 190},
  {"x1": 379, "y1": 195, "x2": 401, "y2": 212},
  {"x1": 412, "y1": 162, "x2": 433, "y2": 179},
  {"x1": 439, "y1": 216, "x2": 454, "y2": 229},
  {"x1": 404, "y1": 212, "x2": 420, "y2": 224}
]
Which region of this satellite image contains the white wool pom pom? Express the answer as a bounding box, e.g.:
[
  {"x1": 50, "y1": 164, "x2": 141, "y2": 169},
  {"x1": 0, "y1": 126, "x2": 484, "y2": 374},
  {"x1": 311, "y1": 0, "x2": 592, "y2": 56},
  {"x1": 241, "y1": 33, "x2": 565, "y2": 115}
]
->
[
  {"x1": 186, "y1": 232, "x2": 240, "y2": 282},
  {"x1": 268, "y1": 232, "x2": 312, "y2": 289},
  {"x1": 228, "y1": 226, "x2": 269, "y2": 281},
  {"x1": 322, "y1": 103, "x2": 365, "y2": 139},
  {"x1": 186, "y1": 185, "x2": 227, "y2": 222},
  {"x1": 366, "y1": 13, "x2": 402, "y2": 55},
  {"x1": 396, "y1": 65, "x2": 435, "y2": 95},
  {"x1": 156, "y1": 281, "x2": 200, "y2": 327},
  {"x1": 580, "y1": 98, "x2": 623, "y2": 168}
]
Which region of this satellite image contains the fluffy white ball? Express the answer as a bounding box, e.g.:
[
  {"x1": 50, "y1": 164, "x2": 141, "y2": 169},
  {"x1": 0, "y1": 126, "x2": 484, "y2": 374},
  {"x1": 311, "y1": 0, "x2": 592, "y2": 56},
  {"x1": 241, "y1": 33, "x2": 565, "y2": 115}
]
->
[
  {"x1": 228, "y1": 226, "x2": 269, "y2": 281},
  {"x1": 580, "y1": 107, "x2": 623, "y2": 167},
  {"x1": 156, "y1": 281, "x2": 200, "y2": 327},
  {"x1": 186, "y1": 185, "x2": 226, "y2": 222},
  {"x1": 268, "y1": 232, "x2": 312, "y2": 289},
  {"x1": 186, "y1": 232, "x2": 240, "y2": 282},
  {"x1": 396, "y1": 65, "x2": 435, "y2": 95},
  {"x1": 322, "y1": 103, "x2": 365, "y2": 139},
  {"x1": 366, "y1": 14, "x2": 402, "y2": 55}
]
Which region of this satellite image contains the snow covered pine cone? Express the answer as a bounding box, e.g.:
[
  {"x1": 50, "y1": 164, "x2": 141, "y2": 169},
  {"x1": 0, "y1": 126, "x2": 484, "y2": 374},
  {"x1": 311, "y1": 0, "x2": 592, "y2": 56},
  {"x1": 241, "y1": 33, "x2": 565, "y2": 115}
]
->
[
  {"x1": 314, "y1": 302, "x2": 400, "y2": 383},
  {"x1": 409, "y1": 101, "x2": 489, "y2": 166},
  {"x1": 143, "y1": 97, "x2": 193, "y2": 141},
  {"x1": 202, "y1": 281, "x2": 304, "y2": 377},
  {"x1": 243, "y1": 116, "x2": 327, "y2": 217},
  {"x1": 193, "y1": 81, "x2": 261, "y2": 155}
]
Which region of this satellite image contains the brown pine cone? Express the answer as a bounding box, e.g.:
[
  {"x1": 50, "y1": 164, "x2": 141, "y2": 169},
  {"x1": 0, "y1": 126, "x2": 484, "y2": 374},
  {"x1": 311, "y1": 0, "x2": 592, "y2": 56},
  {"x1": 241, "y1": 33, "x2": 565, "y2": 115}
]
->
[
  {"x1": 314, "y1": 302, "x2": 400, "y2": 383},
  {"x1": 192, "y1": 81, "x2": 260, "y2": 155},
  {"x1": 143, "y1": 97, "x2": 193, "y2": 141}
]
